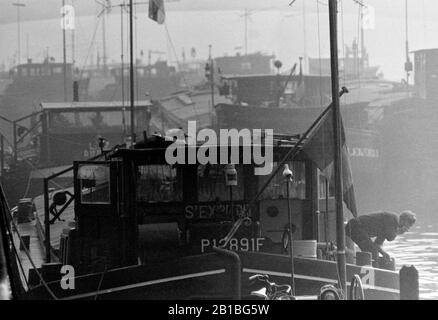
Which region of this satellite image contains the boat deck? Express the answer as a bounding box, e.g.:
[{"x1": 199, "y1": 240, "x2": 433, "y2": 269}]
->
[
  {"x1": 33, "y1": 190, "x2": 75, "y2": 251},
  {"x1": 12, "y1": 189, "x2": 75, "y2": 285},
  {"x1": 12, "y1": 220, "x2": 44, "y2": 289}
]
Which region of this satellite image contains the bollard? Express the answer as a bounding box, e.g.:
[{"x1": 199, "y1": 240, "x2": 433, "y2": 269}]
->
[
  {"x1": 212, "y1": 247, "x2": 241, "y2": 300},
  {"x1": 400, "y1": 265, "x2": 419, "y2": 300}
]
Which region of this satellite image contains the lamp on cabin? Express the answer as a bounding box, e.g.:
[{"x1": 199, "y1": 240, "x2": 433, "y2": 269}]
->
[
  {"x1": 98, "y1": 136, "x2": 108, "y2": 155},
  {"x1": 283, "y1": 163, "x2": 296, "y2": 296}
]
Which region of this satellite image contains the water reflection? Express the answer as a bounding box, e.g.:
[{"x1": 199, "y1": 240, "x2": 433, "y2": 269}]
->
[{"x1": 385, "y1": 224, "x2": 438, "y2": 300}]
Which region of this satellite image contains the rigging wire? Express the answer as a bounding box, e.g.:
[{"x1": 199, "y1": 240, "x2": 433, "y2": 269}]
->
[
  {"x1": 134, "y1": 3, "x2": 140, "y2": 102},
  {"x1": 162, "y1": 22, "x2": 202, "y2": 126},
  {"x1": 356, "y1": 3, "x2": 362, "y2": 101},
  {"x1": 302, "y1": 0, "x2": 308, "y2": 72},
  {"x1": 121, "y1": 0, "x2": 127, "y2": 135},
  {"x1": 2, "y1": 16, "x2": 121, "y2": 197},
  {"x1": 316, "y1": 0, "x2": 324, "y2": 108},
  {"x1": 340, "y1": 0, "x2": 353, "y2": 246},
  {"x1": 340, "y1": 0, "x2": 347, "y2": 106},
  {"x1": 76, "y1": 10, "x2": 103, "y2": 86},
  {"x1": 2, "y1": 14, "x2": 131, "y2": 200}
]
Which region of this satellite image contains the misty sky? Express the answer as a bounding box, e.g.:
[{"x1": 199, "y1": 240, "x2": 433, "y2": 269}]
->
[{"x1": 1, "y1": 0, "x2": 438, "y2": 81}]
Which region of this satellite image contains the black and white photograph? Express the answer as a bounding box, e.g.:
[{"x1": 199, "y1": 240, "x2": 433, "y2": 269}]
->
[{"x1": 0, "y1": 0, "x2": 436, "y2": 304}]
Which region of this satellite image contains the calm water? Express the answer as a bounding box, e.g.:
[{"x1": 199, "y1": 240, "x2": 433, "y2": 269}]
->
[{"x1": 385, "y1": 224, "x2": 438, "y2": 300}]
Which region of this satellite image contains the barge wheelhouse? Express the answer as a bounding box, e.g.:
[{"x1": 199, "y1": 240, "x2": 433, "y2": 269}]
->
[{"x1": 9, "y1": 136, "x2": 399, "y2": 300}]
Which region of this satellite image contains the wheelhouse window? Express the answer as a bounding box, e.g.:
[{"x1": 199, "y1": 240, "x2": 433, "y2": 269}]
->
[
  {"x1": 260, "y1": 161, "x2": 306, "y2": 200},
  {"x1": 136, "y1": 165, "x2": 182, "y2": 202},
  {"x1": 197, "y1": 164, "x2": 244, "y2": 202},
  {"x1": 78, "y1": 164, "x2": 110, "y2": 204},
  {"x1": 318, "y1": 170, "x2": 335, "y2": 199}
]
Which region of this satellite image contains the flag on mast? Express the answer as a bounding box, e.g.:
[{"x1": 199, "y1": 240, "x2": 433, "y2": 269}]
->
[
  {"x1": 149, "y1": 0, "x2": 165, "y2": 24},
  {"x1": 302, "y1": 108, "x2": 358, "y2": 217}
]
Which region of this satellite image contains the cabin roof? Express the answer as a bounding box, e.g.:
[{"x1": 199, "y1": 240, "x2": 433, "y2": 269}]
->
[
  {"x1": 411, "y1": 48, "x2": 438, "y2": 54},
  {"x1": 110, "y1": 140, "x2": 302, "y2": 158},
  {"x1": 40, "y1": 100, "x2": 153, "y2": 112},
  {"x1": 15, "y1": 62, "x2": 73, "y2": 68},
  {"x1": 220, "y1": 74, "x2": 331, "y2": 80},
  {"x1": 158, "y1": 90, "x2": 229, "y2": 129}
]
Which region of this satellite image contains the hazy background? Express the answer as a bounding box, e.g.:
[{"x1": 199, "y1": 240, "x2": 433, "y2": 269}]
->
[{"x1": 0, "y1": 0, "x2": 437, "y2": 82}]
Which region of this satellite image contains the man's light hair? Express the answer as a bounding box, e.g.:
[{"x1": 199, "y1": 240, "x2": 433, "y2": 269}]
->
[{"x1": 400, "y1": 210, "x2": 416, "y2": 227}]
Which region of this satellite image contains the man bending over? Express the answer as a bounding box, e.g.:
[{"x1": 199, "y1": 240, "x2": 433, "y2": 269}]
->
[{"x1": 345, "y1": 210, "x2": 416, "y2": 264}]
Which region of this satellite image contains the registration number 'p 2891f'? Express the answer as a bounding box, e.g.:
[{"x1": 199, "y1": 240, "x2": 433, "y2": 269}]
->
[{"x1": 201, "y1": 238, "x2": 264, "y2": 253}]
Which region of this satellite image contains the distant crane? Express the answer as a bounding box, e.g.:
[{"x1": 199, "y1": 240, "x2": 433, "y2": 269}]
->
[
  {"x1": 352, "y1": 0, "x2": 369, "y2": 72},
  {"x1": 96, "y1": 0, "x2": 112, "y2": 74},
  {"x1": 238, "y1": 7, "x2": 272, "y2": 56},
  {"x1": 240, "y1": 8, "x2": 253, "y2": 56}
]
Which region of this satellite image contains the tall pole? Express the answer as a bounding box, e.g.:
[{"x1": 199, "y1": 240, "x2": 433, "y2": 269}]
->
[
  {"x1": 13, "y1": 122, "x2": 17, "y2": 163},
  {"x1": 244, "y1": 9, "x2": 248, "y2": 56},
  {"x1": 26, "y1": 33, "x2": 29, "y2": 62},
  {"x1": 0, "y1": 135, "x2": 4, "y2": 182},
  {"x1": 44, "y1": 178, "x2": 51, "y2": 263},
  {"x1": 62, "y1": 0, "x2": 67, "y2": 102},
  {"x1": 71, "y1": 29, "x2": 75, "y2": 66},
  {"x1": 360, "y1": 8, "x2": 365, "y2": 72},
  {"x1": 102, "y1": 9, "x2": 108, "y2": 75},
  {"x1": 12, "y1": 2, "x2": 26, "y2": 65},
  {"x1": 328, "y1": 0, "x2": 347, "y2": 297},
  {"x1": 325, "y1": 178, "x2": 329, "y2": 245},
  {"x1": 121, "y1": 3, "x2": 126, "y2": 135},
  {"x1": 129, "y1": 0, "x2": 135, "y2": 143},
  {"x1": 286, "y1": 175, "x2": 296, "y2": 296},
  {"x1": 405, "y1": 0, "x2": 410, "y2": 88},
  {"x1": 209, "y1": 45, "x2": 215, "y2": 113},
  {"x1": 302, "y1": 0, "x2": 307, "y2": 74}
]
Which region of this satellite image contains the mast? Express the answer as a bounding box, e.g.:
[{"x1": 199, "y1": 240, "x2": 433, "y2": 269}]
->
[
  {"x1": 121, "y1": 2, "x2": 127, "y2": 135},
  {"x1": 26, "y1": 33, "x2": 29, "y2": 62},
  {"x1": 302, "y1": 0, "x2": 307, "y2": 74},
  {"x1": 62, "y1": 0, "x2": 67, "y2": 102},
  {"x1": 208, "y1": 45, "x2": 215, "y2": 113},
  {"x1": 102, "y1": 8, "x2": 108, "y2": 75},
  {"x1": 71, "y1": 29, "x2": 75, "y2": 66},
  {"x1": 328, "y1": 0, "x2": 347, "y2": 296},
  {"x1": 129, "y1": 0, "x2": 135, "y2": 142},
  {"x1": 360, "y1": 7, "x2": 365, "y2": 71},
  {"x1": 244, "y1": 8, "x2": 248, "y2": 56},
  {"x1": 12, "y1": 1, "x2": 26, "y2": 65},
  {"x1": 405, "y1": 0, "x2": 411, "y2": 88},
  {"x1": 240, "y1": 8, "x2": 251, "y2": 56}
]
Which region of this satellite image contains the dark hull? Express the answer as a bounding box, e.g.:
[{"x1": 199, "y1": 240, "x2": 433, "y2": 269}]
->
[{"x1": 21, "y1": 252, "x2": 399, "y2": 300}]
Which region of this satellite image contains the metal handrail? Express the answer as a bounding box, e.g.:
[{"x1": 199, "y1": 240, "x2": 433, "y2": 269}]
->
[{"x1": 43, "y1": 152, "x2": 108, "y2": 262}]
